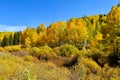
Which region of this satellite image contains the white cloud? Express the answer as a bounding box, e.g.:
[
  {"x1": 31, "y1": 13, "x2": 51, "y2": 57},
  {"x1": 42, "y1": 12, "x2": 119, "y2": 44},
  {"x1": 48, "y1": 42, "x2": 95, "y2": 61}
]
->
[{"x1": 0, "y1": 24, "x2": 27, "y2": 32}]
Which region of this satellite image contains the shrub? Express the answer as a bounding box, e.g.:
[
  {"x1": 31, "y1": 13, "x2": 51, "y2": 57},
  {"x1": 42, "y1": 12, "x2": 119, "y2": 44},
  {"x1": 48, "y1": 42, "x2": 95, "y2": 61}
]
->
[
  {"x1": 91, "y1": 53, "x2": 108, "y2": 67},
  {"x1": 71, "y1": 58, "x2": 101, "y2": 80},
  {"x1": 4, "y1": 45, "x2": 21, "y2": 52},
  {"x1": 23, "y1": 55, "x2": 33, "y2": 62},
  {"x1": 0, "y1": 47, "x2": 5, "y2": 52},
  {"x1": 51, "y1": 44, "x2": 82, "y2": 67},
  {"x1": 82, "y1": 58, "x2": 101, "y2": 74},
  {"x1": 23, "y1": 55, "x2": 40, "y2": 63},
  {"x1": 30, "y1": 46, "x2": 56, "y2": 60},
  {"x1": 30, "y1": 47, "x2": 39, "y2": 56},
  {"x1": 101, "y1": 66, "x2": 120, "y2": 80},
  {"x1": 89, "y1": 47, "x2": 109, "y2": 67},
  {"x1": 71, "y1": 61, "x2": 87, "y2": 80},
  {"x1": 108, "y1": 49, "x2": 120, "y2": 66},
  {"x1": 55, "y1": 44, "x2": 80, "y2": 57}
]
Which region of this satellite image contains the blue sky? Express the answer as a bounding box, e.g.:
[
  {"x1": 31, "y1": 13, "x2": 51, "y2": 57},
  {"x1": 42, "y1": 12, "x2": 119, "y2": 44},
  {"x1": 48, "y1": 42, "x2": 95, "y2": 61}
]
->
[{"x1": 0, "y1": 0, "x2": 120, "y2": 31}]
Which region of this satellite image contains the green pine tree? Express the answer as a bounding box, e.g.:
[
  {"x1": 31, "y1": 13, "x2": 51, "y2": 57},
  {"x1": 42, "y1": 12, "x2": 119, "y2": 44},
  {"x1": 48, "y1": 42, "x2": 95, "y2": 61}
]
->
[
  {"x1": 1, "y1": 35, "x2": 10, "y2": 47},
  {"x1": 9, "y1": 34, "x2": 13, "y2": 46},
  {"x1": 13, "y1": 32, "x2": 21, "y2": 45}
]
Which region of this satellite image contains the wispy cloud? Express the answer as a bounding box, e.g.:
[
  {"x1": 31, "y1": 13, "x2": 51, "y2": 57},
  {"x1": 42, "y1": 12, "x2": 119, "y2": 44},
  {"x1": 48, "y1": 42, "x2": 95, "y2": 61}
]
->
[{"x1": 0, "y1": 24, "x2": 27, "y2": 32}]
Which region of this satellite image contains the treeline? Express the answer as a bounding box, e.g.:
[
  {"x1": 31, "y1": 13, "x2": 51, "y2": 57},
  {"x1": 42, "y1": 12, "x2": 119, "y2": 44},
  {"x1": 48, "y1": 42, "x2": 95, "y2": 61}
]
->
[
  {"x1": 0, "y1": 2, "x2": 120, "y2": 66},
  {"x1": 0, "y1": 32, "x2": 21, "y2": 47},
  {"x1": 0, "y1": 16, "x2": 104, "y2": 48}
]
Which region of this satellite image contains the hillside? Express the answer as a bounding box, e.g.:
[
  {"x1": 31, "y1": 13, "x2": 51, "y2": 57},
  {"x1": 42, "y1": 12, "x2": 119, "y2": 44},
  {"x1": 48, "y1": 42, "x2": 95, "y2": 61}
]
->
[{"x1": 0, "y1": 2, "x2": 120, "y2": 80}]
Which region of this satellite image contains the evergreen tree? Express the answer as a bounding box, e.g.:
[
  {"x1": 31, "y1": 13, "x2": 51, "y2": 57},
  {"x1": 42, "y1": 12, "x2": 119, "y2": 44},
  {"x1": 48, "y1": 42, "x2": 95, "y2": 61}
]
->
[
  {"x1": 1, "y1": 35, "x2": 10, "y2": 47},
  {"x1": 13, "y1": 32, "x2": 17, "y2": 45},
  {"x1": 13, "y1": 32, "x2": 21, "y2": 45},
  {"x1": 9, "y1": 33, "x2": 13, "y2": 46},
  {"x1": 17, "y1": 31, "x2": 21, "y2": 45},
  {"x1": 6, "y1": 37, "x2": 10, "y2": 46}
]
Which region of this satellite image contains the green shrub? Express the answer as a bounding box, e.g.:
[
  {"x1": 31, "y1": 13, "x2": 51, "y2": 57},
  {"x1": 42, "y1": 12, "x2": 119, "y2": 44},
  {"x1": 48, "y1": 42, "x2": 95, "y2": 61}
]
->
[
  {"x1": 83, "y1": 58, "x2": 101, "y2": 73},
  {"x1": 30, "y1": 46, "x2": 56, "y2": 60},
  {"x1": 55, "y1": 44, "x2": 80, "y2": 57},
  {"x1": 89, "y1": 47, "x2": 109, "y2": 67},
  {"x1": 71, "y1": 58, "x2": 101, "y2": 80},
  {"x1": 23, "y1": 55, "x2": 33, "y2": 62}
]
